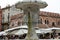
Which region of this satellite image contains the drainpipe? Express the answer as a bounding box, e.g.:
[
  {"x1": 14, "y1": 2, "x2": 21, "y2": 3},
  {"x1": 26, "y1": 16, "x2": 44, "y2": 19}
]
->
[{"x1": 8, "y1": 13, "x2": 10, "y2": 29}]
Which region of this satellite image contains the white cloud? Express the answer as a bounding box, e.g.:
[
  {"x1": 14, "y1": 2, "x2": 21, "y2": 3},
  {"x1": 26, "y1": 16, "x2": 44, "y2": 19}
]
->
[
  {"x1": 0, "y1": 0, "x2": 60, "y2": 13},
  {"x1": 0, "y1": 0, "x2": 21, "y2": 8},
  {"x1": 41, "y1": 0, "x2": 60, "y2": 13}
]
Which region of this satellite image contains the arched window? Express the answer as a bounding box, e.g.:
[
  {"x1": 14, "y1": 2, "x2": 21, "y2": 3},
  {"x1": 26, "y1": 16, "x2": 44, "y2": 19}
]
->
[
  {"x1": 18, "y1": 22, "x2": 21, "y2": 26},
  {"x1": 52, "y1": 22, "x2": 55, "y2": 26},
  {"x1": 38, "y1": 19, "x2": 42, "y2": 24},
  {"x1": 45, "y1": 20, "x2": 49, "y2": 24},
  {"x1": 40, "y1": 19, "x2": 42, "y2": 24},
  {"x1": 45, "y1": 20, "x2": 46, "y2": 24},
  {"x1": 47, "y1": 20, "x2": 49, "y2": 24},
  {"x1": 12, "y1": 23, "x2": 14, "y2": 26},
  {"x1": 58, "y1": 21, "x2": 60, "y2": 25}
]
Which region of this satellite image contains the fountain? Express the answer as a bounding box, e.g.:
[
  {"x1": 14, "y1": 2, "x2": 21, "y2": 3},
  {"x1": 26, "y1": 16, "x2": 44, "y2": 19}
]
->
[{"x1": 15, "y1": 0, "x2": 48, "y2": 40}]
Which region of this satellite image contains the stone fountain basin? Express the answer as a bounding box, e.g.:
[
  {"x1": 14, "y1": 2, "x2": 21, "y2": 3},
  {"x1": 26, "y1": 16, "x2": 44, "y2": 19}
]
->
[{"x1": 15, "y1": 1, "x2": 48, "y2": 9}]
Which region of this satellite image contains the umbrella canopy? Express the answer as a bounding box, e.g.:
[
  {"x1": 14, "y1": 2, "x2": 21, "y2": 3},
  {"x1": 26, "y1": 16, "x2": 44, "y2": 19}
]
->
[
  {"x1": 7, "y1": 29, "x2": 48, "y2": 35},
  {"x1": 11, "y1": 29, "x2": 43, "y2": 35},
  {"x1": 19, "y1": 25, "x2": 28, "y2": 28},
  {"x1": 4, "y1": 25, "x2": 28, "y2": 32},
  {"x1": 36, "y1": 30, "x2": 42, "y2": 33},
  {"x1": 48, "y1": 27, "x2": 60, "y2": 33},
  {"x1": 48, "y1": 27, "x2": 60, "y2": 30},
  {"x1": 0, "y1": 31, "x2": 7, "y2": 36},
  {"x1": 39, "y1": 29, "x2": 52, "y2": 33},
  {"x1": 15, "y1": 29, "x2": 27, "y2": 35}
]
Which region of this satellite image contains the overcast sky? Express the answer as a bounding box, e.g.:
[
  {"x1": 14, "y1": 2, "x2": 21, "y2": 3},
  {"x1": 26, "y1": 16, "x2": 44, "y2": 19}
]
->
[{"x1": 0, "y1": 0, "x2": 60, "y2": 14}]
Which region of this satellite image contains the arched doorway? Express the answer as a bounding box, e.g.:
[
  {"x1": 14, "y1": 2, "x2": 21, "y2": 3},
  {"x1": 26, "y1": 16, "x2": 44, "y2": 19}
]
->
[{"x1": 52, "y1": 22, "x2": 55, "y2": 27}]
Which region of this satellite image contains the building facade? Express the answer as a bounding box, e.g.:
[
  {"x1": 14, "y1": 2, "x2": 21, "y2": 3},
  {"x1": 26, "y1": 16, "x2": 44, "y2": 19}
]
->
[
  {"x1": 2, "y1": 5, "x2": 23, "y2": 30},
  {"x1": 1, "y1": 5, "x2": 60, "y2": 30},
  {"x1": 10, "y1": 13, "x2": 24, "y2": 28},
  {"x1": 0, "y1": 6, "x2": 2, "y2": 31},
  {"x1": 10, "y1": 11, "x2": 60, "y2": 28},
  {"x1": 39, "y1": 11, "x2": 60, "y2": 28}
]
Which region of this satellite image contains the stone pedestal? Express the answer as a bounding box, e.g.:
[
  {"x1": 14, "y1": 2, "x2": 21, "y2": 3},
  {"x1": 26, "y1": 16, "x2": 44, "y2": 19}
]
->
[{"x1": 25, "y1": 11, "x2": 39, "y2": 40}]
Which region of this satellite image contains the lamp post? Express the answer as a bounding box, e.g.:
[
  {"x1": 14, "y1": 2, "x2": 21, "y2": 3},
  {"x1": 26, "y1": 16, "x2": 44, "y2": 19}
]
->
[{"x1": 15, "y1": 0, "x2": 48, "y2": 40}]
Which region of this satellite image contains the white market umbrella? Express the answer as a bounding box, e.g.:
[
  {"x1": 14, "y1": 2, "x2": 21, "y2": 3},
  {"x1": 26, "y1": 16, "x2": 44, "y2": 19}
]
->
[
  {"x1": 20, "y1": 25, "x2": 28, "y2": 28},
  {"x1": 39, "y1": 29, "x2": 52, "y2": 33},
  {"x1": 36, "y1": 30, "x2": 42, "y2": 33},
  {"x1": 14, "y1": 29, "x2": 28, "y2": 35},
  {"x1": 0, "y1": 31, "x2": 8, "y2": 36},
  {"x1": 48, "y1": 27, "x2": 60, "y2": 30},
  {"x1": 48, "y1": 27, "x2": 60, "y2": 33}
]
